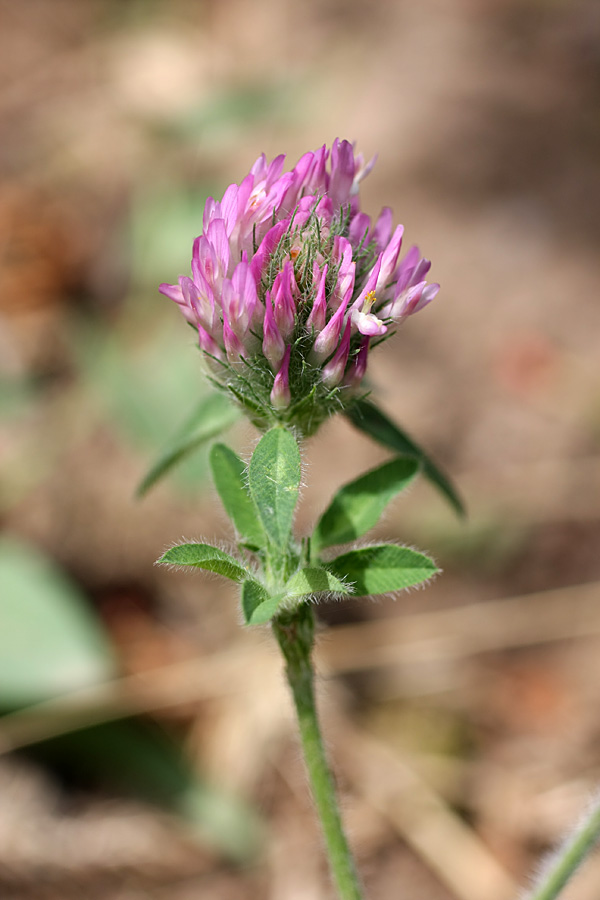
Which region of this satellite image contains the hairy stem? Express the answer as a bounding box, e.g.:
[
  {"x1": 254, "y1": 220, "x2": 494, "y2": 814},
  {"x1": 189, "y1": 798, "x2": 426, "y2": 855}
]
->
[
  {"x1": 525, "y1": 795, "x2": 600, "y2": 900},
  {"x1": 273, "y1": 604, "x2": 364, "y2": 900}
]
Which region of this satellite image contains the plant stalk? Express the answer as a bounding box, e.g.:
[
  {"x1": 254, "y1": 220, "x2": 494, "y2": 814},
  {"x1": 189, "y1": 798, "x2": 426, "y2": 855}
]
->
[
  {"x1": 273, "y1": 604, "x2": 364, "y2": 900},
  {"x1": 525, "y1": 795, "x2": 600, "y2": 900}
]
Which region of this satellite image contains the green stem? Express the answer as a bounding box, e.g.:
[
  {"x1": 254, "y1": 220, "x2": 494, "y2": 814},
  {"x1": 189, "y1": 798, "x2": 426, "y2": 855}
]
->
[
  {"x1": 273, "y1": 604, "x2": 364, "y2": 900},
  {"x1": 526, "y1": 796, "x2": 600, "y2": 900}
]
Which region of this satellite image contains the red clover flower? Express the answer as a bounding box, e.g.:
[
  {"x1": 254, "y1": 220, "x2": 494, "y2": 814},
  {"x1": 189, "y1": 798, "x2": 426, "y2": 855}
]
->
[{"x1": 160, "y1": 139, "x2": 439, "y2": 435}]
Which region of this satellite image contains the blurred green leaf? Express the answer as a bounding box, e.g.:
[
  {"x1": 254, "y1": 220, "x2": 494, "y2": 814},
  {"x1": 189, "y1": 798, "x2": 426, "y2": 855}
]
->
[
  {"x1": 72, "y1": 316, "x2": 222, "y2": 495},
  {"x1": 0, "y1": 377, "x2": 36, "y2": 420},
  {"x1": 138, "y1": 392, "x2": 240, "y2": 496},
  {"x1": 0, "y1": 538, "x2": 116, "y2": 708},
  {"x1": 161, "y1": 83, "x2": 298, "y2": 142},
  {"x1": 345, "y1": 399, "x2": 465, "y2": 517},
  {"x1": 0, "y1": 539, "x2": 261, "y2": 859}
]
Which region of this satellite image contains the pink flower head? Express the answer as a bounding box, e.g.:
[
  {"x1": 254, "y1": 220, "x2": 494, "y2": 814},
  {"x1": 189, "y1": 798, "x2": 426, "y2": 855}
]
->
[{"x1": 160, "y1": 140, "x2": 439, "y2": 434}]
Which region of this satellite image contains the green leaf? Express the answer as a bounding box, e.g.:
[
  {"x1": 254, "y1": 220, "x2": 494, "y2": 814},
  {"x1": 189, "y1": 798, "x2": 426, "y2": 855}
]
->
[
  {"x1": 137, "y1": 392, "x2": 240, "y2": 497},
  {"x1": 327, "y1": 543, "x2": 439, "y2": 597},
  {"x1": 248, "y1": 427, "x2": 301, "y2": 549},
  {"x1": 209, "y1": 443, "x2": 265, "y2": 548},
  {"x1": 158, "y1": 543, "x2": 249, "y2": 583},
  {"x1": 312, "y1": 457, "x2": 419, "y2": 553},
  {"x1": 0, "y1": 538, "x2": 116, "y2": 707},
  {"x1": 241, "y1": 580, "x2": 285, "y2": 626},
  {"x1": 345, "y1": 399, "x2": 465, "y2": 517},
  {"x1": 284, "y1": 567, "x2": 352, "y2": 599}
]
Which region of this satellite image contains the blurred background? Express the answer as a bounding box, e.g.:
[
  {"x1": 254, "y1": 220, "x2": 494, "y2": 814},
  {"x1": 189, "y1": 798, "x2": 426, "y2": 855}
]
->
[{"x1": 1, "y1": 0, "x2": 600, "y2": 898}]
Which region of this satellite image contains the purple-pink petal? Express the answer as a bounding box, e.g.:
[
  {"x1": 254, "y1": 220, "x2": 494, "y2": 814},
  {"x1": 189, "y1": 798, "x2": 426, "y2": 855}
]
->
[
  {"x1": 250, "y1": 220, "x2": 287, "y2": 284},
  {"x1": 393, "y1": 245, "x2": 421, "y2": 294},
  {"x1": 159, "y1": 281, "x2": 184, "y2": 304},
  {"x1": 322, "y1": 318, "x2": 352, "y2": 388},
  {"x1": 388, "y1": 280, "x2": 439, "y2": 320},
  {"x1": 348, "y1": 212, "x2": 371, "y2": 249},
  {"x1": 312, "y1": 288, "x2": 349, "y2": 362},
  {"x1": 345, "y1": 336, "x2": 370, "y2": 388},
  {"x1": 271, "y1": 263, "x2": 296, "y2": 341},
  {"x1": 262, "y1": 290, "x2": 286, "y2": 371},
  {"x1": 377, "y1": 225, "x2": 404, "y2": 291},
  {"x1": 205, "y1": 218, "x2": 230, "y2": 275},
  {"x1": 222, "y1": 309, "x2": 245, "y2": 361},
  {"x1": 351, "y1": 256, "x2": 382, "y2": 312},
  {"x1": 270, "y1": 345, "x2": 291, "y2": 409},
  {"x1": 329, "y1": 139, "x2": 355, "y2": 208},
  {"x1": 352, "y1": 308, "x2": 388, "y2": 337},
  {"x1": 221, "y1": 273, "x2": 258, "y2": 342},
  {"x1": 371, "y1": 207, "x2": 393, "y2": 251},
  {"x1": 307, "y1": 264, "x2": 328, "y2": 333},
  {"x1": 198, "y1": 324, "x2": 223, "y2": 360}
]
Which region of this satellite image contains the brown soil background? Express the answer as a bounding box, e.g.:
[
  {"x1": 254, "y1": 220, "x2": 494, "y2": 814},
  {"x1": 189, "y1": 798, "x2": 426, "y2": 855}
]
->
[{"x1": 1, "y1": 0, "x2": 600, "y2": 897}]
